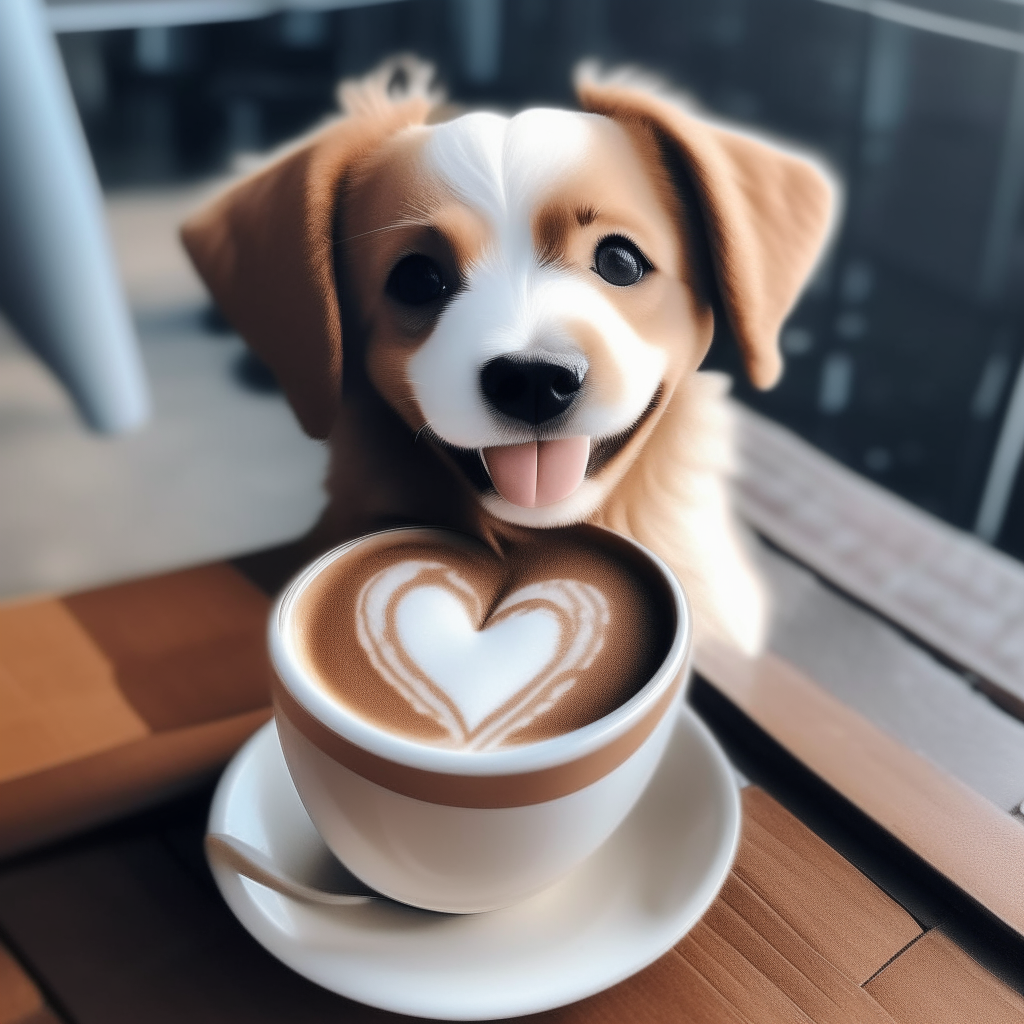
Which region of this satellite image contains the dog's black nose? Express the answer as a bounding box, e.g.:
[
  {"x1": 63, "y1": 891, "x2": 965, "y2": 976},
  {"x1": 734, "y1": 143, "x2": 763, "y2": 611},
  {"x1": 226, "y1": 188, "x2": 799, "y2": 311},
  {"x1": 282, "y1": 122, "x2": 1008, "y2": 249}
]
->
[{"x1": 479, "y1": 357, "x2": 586, "y2": 425}]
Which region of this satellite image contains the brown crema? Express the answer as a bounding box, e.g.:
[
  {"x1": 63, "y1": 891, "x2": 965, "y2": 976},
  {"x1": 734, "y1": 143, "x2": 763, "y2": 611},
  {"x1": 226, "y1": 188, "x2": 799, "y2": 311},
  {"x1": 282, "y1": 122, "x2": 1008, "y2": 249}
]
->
[{"x1": 292, "y1": 527, "x2": 675, "y2": 750}]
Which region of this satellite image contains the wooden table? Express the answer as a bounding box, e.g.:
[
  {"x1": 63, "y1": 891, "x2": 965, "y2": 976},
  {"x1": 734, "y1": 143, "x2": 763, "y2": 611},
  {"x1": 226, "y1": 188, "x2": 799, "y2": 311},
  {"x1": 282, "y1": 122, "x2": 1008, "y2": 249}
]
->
[{"x1": 2, "y1": 408, "x2": 1023, "y2": 1023}]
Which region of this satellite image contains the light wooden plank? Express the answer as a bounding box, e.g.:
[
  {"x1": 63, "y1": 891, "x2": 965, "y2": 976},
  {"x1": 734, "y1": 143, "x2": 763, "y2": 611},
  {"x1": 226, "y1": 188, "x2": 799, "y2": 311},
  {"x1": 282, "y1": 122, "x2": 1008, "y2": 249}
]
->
[
  {"x1": 865, "y1": 928, "x2": 1024, "y2": 1024},
  {"x1": 64, "y1": 563, "x2": 274, "y2": 731},
  {"x1": 685, "y1": 894, "x2": 896, "y2": 1023},
  {"x1": 714, "y1": 876, "x2": 895, "y2": 1023},
  {"x1": 0, "y1": 599, "x2": 148, "y2": 784},
  {"x1": 734, "y1": 404, "x2": 1024, "y2": 722},
  {"x1": 760, "y1": 546, "x2": 1024, "y2": 813},
  {"x1": 678, "y1": 920, "x2": 815, "y2": 1024},
  {"x1": 695, "y1": 643, "x2": 1024, "y2": 938},
  {"x1": 0, "y1": 784, "x2": 913, "y2": 1024},
  {"x1": 0, "y1": 707, "x2": 270, "y2": 858},
  {"x1": 544, "y1": 786, "x2": 909, "y2": 1024},
  {"x1": 735, "y1": 789, "x2": 921, "y2": 984},
  {"x1": 529, "y1": 951, "x2": 749, "y2": 1024}
]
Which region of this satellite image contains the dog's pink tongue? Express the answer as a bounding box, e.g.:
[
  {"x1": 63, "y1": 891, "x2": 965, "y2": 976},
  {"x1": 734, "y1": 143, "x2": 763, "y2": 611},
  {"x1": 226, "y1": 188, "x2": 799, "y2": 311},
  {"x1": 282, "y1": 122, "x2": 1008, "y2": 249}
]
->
[{"x1": 483, "y1": 437, "x2": 590, "y2": 508}]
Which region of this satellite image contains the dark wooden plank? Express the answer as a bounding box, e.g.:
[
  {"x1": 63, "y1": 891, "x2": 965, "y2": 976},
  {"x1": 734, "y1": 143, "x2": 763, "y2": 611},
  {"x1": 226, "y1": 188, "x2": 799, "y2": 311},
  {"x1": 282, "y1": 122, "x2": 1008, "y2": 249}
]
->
[
  {"x1": 0, "y1": 786, "x2": 923, "y2": 1024},
  {"x1": 865, "y1": 928, "x2": 1024, "y2": 1024},
  {"x1": 0, "y1": 940, "x2": 63, "y2": 1024},
  {"x1": 0, "y1": 832, "x2": 389, "y2": 1024},
  {"x1": 735, "y1": 404, "x2": 1024, "y2": 723}
]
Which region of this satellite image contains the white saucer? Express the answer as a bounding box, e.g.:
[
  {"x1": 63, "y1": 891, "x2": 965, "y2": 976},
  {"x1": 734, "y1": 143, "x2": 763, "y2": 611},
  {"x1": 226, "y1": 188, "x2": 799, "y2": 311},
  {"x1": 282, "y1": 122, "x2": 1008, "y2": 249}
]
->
[{"x1": 207, "y1": 704, "x2": 740, "y2": 1020}]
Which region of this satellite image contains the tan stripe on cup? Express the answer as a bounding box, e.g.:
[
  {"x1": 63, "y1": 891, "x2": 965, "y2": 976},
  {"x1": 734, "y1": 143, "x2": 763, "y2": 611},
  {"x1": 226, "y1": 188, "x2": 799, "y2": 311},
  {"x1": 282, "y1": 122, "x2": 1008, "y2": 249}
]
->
[{"x1": 273, "y1": 672, "x2": 685, "y2": 809}]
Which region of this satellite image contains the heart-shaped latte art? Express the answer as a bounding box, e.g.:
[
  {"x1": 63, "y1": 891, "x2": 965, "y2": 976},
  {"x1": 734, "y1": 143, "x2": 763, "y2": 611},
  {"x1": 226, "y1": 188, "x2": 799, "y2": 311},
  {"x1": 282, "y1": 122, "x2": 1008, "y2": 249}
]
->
[{"x1": 356, "y1": 561, "x2": 610, "y2": 750}]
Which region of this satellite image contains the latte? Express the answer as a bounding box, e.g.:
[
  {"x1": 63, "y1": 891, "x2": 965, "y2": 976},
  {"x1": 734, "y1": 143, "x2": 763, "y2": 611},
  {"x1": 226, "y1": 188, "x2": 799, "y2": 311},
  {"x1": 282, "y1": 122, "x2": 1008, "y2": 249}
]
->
[{"x1": 291, "y1": 527, "x2": 674, "y2": 751}]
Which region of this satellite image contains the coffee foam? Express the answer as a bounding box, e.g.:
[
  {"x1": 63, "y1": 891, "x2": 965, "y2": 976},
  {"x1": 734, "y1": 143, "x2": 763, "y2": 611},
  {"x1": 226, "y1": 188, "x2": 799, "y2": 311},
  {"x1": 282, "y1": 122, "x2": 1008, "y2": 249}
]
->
[{"x1": 292, "y1": 527, "x2": 674, "y2": 751}]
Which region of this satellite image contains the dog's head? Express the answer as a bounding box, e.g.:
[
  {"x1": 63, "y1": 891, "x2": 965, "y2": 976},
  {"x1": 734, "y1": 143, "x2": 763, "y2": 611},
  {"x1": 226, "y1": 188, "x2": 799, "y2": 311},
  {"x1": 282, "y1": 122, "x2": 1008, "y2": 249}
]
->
[{"x1": 183, "y1": 59, "x2": 835, "y2": 529}]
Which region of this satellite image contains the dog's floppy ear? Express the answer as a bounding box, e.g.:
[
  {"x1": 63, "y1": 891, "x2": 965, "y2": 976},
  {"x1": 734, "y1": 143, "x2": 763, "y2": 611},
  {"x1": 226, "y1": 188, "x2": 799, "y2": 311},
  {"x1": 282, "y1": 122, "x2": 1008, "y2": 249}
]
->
[
  {"x1": 181, "y1": 59, "x2": 440, "y2": 438},
  {"x1": 576, "y1": 67, "x2": 837, "y2": 389}
]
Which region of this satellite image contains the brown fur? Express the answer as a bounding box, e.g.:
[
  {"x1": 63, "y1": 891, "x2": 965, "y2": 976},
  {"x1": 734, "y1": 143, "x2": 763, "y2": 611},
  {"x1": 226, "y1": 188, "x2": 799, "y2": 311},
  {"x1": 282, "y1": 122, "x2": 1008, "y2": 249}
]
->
[{"x1": 181, "y1": 58, "x2": 836, "y2": 651}]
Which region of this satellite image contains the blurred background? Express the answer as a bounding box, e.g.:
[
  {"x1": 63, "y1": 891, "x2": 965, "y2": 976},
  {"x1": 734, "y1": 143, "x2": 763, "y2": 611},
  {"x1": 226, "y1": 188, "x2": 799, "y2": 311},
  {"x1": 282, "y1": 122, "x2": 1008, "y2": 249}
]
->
[{"x1": 2, "y1": 0, "x2": 1023, "y2": 597}]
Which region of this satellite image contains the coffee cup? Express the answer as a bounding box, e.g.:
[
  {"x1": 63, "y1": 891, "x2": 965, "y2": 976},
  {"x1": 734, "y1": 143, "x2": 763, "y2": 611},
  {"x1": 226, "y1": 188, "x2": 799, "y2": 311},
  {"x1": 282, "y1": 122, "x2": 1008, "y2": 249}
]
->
[{"x1": 269, "y1": 525, "x2": 691, "y2": 913}]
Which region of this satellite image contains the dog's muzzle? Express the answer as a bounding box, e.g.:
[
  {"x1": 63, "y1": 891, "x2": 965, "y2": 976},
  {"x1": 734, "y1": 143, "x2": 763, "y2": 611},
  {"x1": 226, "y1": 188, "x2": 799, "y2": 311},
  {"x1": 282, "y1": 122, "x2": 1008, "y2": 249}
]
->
[
  {"x1": 477, "y1": 356, "x2": 590, "y2": 509},
  {"x1": 479, "y1": 356, "x2": 586, "y2": 425}
]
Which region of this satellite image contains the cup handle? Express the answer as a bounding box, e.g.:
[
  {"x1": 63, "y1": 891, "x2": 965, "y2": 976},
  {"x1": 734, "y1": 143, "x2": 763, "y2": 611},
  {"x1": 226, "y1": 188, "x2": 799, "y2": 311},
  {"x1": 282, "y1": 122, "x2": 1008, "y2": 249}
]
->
[{"x1": 205, "y1": 833, "x2": 377, "y2": 907}]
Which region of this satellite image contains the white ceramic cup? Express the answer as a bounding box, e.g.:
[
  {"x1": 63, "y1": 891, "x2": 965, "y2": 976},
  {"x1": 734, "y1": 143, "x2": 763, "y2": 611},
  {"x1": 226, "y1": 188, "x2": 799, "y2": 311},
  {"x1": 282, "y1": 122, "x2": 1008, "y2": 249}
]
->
[{"x1": 269, "y1": 526, "x2": 692, "y2": 913}]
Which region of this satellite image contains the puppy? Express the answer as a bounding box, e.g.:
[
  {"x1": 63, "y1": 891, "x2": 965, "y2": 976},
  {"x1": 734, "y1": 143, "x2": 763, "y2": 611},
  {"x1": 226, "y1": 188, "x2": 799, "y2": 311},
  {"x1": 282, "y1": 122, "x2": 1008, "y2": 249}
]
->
[{"x1": 182, "y1": 58, "x2": 835, "y2": 654}]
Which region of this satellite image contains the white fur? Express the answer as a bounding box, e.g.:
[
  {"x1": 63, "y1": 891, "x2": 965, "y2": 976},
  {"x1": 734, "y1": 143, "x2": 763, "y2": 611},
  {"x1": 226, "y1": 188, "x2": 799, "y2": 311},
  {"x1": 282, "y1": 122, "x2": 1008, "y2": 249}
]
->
[
  {"x1": 410, "y1": 264, "x2": 665, "y2": 446},
  {"x1": 409, "y1": 110, "x2": 666, "y2": 524},
  {"x1": 593, "y1": 372, "x2": 767, "y2": 655},
  {"x1": 407, "y1": 108, "x2": 767, "y2": 653}
]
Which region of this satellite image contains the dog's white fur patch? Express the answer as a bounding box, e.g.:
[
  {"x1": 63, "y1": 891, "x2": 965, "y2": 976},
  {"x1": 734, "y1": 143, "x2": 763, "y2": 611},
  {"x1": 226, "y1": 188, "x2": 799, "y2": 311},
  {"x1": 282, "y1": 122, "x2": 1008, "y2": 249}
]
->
[
  {"x1": 409, "y1": 110, "x2": 666, "y2": 523},
  {"x1": 593, "y1": 370, "x2": 767, "y2": 655},
  {"x1": 397, "y1": 106, "x2": 768, "y2": 653}
]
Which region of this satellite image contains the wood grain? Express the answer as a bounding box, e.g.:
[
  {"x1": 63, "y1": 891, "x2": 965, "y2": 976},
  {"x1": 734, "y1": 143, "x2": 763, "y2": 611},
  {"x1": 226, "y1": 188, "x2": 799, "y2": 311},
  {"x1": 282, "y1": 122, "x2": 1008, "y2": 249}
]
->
[
  {"x1": 0, "y1": 562, "x2": 275, "y2": 858},
  {"x1": 0, "y1": 708, "x2": 270, "y2": 859},
  {"x1": 529, "y1": 949, "x2": 750, "y2": 1024},
  {"x1": 0, "y1": 835, "x2": 377, "y2": 1024},
  {"x1": 696, "y1": 642, "x2": 1024, "y2": 938},
  {"x1": 735, "y1": 404, "x2": 1024, "y2": 723},
  {"x1": 678, "y1": 919, "x2": 823, "y2": 1024},
  {"x1": 733, "y1": 788, "x2": 920, "y2": 983},
  {"x1": 0, "y1": 788, "x2": 923, "y2": 1024},
  {"x1": 64, "y1": 564, "x2": 274, "y2": 731},
  {"x1": 760, "y1": 546, "x2": 1024, "y2": 814},
  {"x1": 0, "y1": 599, "x2": 147, "y2": 784},
  {"x1": 865, "y1": 928, "x2": 1024, "y2": 1024},
  {"x1": 701, "y1": 877, "x2": 895, "y2": 1023}
]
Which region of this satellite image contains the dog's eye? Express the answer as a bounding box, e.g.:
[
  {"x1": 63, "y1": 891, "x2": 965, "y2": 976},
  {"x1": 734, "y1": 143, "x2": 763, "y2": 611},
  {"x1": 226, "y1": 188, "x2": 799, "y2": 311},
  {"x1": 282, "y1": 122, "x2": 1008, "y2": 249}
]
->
[
  {"x1": 594, "y1": 237, "x2": 651, "y2": 287},
  {"x1": 387, "y1": 254, "x2": 448, "y2": 305}
]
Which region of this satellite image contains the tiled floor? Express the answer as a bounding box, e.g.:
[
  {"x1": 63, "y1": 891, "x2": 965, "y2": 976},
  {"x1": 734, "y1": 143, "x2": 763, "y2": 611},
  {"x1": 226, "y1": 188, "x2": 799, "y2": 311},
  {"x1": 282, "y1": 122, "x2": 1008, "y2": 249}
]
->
[{"x1": 0, "y1": 185, "x2": 328, "y2": 601}]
